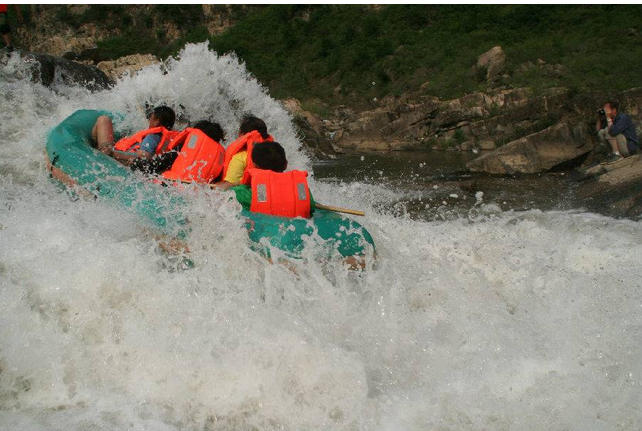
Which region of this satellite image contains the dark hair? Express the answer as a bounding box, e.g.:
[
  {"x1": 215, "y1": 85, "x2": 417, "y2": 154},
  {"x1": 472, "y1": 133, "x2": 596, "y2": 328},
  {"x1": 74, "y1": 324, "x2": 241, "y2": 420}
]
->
[
  {"x1": 251, "y1": 141, "x2": 287, "y2": 172},
  {"x1": 152, "y1": 106, "x2": 176, "y2": 129},
  {"x1": 239, "y1": 115, "x2": 269, "y2": 139},
  {"x1": 606, "y1": 101, "x2": 619, "y2": 112},
  {"x1": 192, "y1": 120, "x2": 225, "y2": 143}
]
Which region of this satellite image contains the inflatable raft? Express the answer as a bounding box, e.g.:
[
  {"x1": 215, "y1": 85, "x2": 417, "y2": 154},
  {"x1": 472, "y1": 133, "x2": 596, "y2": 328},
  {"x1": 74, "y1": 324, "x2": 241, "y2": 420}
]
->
[{"x1": 46, "y1": 110, "x2": 375, "y2": 262}]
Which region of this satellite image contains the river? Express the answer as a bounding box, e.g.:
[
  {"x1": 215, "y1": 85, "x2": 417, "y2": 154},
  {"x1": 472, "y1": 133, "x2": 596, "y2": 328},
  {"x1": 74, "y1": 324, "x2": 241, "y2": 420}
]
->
[
  {"x1": 314, "y1": 151, "x2": 579, "y2": 221},
  {"x1": 1, "y1": 43, "x2": 641, "y2": 431}
]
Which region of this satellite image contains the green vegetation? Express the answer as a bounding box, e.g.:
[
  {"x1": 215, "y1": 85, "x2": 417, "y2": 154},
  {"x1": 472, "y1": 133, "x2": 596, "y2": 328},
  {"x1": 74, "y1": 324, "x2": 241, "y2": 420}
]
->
[
  {"x1": 49, "y1": 5, "x2": 642, "y2": 106},
  {"x1": 55, "y1": 5, "x2": 133, "y2": 31},
  {"x1": 208, "y1": 5, "x2": 642, "y2": 104}
]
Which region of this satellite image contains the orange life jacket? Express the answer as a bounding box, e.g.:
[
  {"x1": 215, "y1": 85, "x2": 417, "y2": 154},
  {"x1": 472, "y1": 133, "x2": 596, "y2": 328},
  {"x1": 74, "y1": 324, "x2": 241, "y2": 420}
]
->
[
  {"x1": 222, "y1": 130, "x2": 274, "y2": 181},
  {"x1": 113, "y1": 127, "x2": 178, "y2": 154},
  {"x1": 0, "y1": 5, "x2": 8, "y2": 13},
  {"x1": 246, "y1": 168, "x2": 311, "y2": 218},
  {"x1": 160, "y1": 128, "x2": 225, "y2": 183}
]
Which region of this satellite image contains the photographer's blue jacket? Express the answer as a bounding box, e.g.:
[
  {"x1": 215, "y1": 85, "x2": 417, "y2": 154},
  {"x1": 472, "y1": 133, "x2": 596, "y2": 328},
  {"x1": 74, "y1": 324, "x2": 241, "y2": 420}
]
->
[{"x1": 609, "y1": 112, "x2": 639, "y2": 153}]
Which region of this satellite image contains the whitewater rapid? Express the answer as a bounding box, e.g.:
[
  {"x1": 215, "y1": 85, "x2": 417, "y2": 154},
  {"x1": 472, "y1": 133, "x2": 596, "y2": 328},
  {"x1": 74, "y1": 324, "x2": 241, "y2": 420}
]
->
[{"x1": 1, "y1": 43, "x2": 641, "y2": 431}]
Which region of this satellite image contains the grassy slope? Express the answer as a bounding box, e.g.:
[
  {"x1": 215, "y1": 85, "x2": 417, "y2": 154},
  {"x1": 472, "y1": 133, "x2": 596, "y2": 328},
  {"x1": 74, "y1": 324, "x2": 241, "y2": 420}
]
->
[
  {"x1": 29, "y1": 5, "x2": 642, "y2": 109},
  {"x1": 209, "y1": 5, "x2": 642, "y2": 106}
]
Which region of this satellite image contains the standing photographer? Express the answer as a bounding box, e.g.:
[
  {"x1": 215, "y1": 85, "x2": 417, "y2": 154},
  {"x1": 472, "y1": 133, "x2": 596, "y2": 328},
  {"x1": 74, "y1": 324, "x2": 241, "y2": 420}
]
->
[{"x1": 596, "y1": 101, "x2": 639, "y2": 163}]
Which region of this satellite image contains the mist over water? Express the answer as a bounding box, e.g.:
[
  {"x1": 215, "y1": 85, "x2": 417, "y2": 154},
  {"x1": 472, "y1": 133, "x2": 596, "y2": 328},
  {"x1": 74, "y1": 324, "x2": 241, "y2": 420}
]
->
[{"x1": 1, "y1": 43, "x2": 641, "y2": 431}]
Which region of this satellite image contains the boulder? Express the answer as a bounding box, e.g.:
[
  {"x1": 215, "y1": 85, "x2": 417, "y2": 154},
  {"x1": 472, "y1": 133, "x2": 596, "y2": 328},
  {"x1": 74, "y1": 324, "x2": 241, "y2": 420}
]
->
[
  {"x1": 458, "y1": 140, "x2": 475, "y2": 151},
  {"x1": 282, "y1": 98, "x2": 336, "y2": 156},
  {"x1": 478, "y1": 139, "x2": 496, "y2": 150},
  {"x1": 466, "y1": 120, "x2": 594, "y2": 174},
  {"x1": 333, "y1": 107, "x2": 393, "y2": 150},
  {"x1": 97, "y1": 54, "x2": 159, "y2": 80},
  {"x1": 20, "y1": 51, "x2": 112, "y2": 91},
  {"x1": 476, "y1": 46, "x2": 506, "y2": 83},
  {"x1": 32, "y1": 36, "x2": 97, "y2": 57},
  {"x1": 575, "y1": 155, "x2": 642, "y2": 218},
  {"x1": 282, "y1": 98, "x2": 324, "y2": 135}
]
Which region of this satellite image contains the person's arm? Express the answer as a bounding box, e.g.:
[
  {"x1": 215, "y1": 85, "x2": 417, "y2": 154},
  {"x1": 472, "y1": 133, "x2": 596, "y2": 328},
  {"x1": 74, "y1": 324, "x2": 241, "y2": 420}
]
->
[
  {"x1": 112, "y1": 149, "x2": 153, "y2": 165},
  {"x1": 607, "y1": 115, "x2": 632, "y2": 137},
  {"x1": 222, "y1": 151, "x2": 247, "y2": 185},
  {"x1": 112, "y1": 134, "x2": 160, "y2": 165},
  {"x1": 212, "y1": 181, "x2": 235, "y2": 190}
]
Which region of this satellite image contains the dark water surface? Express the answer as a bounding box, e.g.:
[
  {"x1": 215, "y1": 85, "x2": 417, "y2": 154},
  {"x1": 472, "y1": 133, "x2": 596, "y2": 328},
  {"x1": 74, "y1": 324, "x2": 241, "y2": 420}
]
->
[{"x1": 313, "y1": 150, "x2": 579, "y2": 220}]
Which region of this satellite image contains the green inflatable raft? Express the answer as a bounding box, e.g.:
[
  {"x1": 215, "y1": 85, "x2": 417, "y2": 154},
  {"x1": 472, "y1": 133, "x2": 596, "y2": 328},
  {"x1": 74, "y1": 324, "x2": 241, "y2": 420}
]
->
[{"x1": 46, "y1": 110, "x2": 376, "y2": 262}]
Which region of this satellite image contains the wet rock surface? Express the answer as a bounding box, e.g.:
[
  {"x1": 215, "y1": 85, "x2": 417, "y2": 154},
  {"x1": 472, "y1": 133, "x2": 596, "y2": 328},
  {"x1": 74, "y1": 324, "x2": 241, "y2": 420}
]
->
[
  {"x1": 574, "y1": 155, "x2": 642, "y2": 219},
  {"x1": 19, "y1": 51, "x2": 112, "y2": 91}
]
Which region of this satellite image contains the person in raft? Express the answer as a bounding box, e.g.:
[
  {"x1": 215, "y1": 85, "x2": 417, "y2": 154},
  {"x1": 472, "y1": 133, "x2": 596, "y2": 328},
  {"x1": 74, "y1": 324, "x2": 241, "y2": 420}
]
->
[
  {"x1": 1, "y1": 4, "x2": 23, "y2": 53},
  {"x1": 132, "y1": 119, "x2": 226, "y2": 184},
  {"x1": 214, "y1": 115, "x2": 274, "y2": 190},
  {"x1": 92, "y1": 106, "x2": 178, "y2": 166},
  {"x1": 230, "y1": 141, "x2": 315, "y2": 218}
]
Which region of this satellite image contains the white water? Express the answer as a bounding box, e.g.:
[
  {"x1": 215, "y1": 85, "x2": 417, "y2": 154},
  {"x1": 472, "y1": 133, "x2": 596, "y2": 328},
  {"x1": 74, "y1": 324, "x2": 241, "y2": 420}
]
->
[{"x1": 1, "y1": 43, "x2": 641, "y2": 431}]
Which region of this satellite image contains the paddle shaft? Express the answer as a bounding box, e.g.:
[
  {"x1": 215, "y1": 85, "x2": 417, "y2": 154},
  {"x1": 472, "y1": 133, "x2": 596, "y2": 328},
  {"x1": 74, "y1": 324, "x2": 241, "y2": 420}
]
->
[{"x1": 315, "y1": 203, "x2": 365, "y2": 217}]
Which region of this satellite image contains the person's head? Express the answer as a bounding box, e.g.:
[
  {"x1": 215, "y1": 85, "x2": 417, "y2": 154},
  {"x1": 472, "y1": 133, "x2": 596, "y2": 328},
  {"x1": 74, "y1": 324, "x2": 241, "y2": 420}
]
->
[
  {"x1": 192, "y1": 120, "x2": 225, "y2": 143},
  {"x1": 252, "y1": 141, "x2": 287, "y2": 172},
  {"x1": 148, "y1": 106, "x2": 176, "y2": 130},
  {"x1": 605, "y1": 101, "x2": 619, "y2": 117},
  {"x1": 239, "y1": 115, "x2": 269, "y2": 139}
]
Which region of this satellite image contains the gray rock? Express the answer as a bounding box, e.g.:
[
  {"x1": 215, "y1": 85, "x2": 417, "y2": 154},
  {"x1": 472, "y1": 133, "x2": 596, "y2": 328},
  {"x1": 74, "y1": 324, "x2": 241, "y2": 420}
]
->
[
  {"x1": 97, "y1": 54, "x2": 159, "y2": 80},
  {"x1": 466, "y1": 121, "x2": 594, "y2": 174},
  {"x1": 478, "y1": 139, "x2": 496, "y2": 150},
  {"x1": 476, "y1": 46, "x2": 506, "y2": 83},
  {"x1": 21, "y1": 51, "x2": 112, "y2": 91},
  {"x1": 576, "y1": 155, "x2": 642, "y2": 218}
]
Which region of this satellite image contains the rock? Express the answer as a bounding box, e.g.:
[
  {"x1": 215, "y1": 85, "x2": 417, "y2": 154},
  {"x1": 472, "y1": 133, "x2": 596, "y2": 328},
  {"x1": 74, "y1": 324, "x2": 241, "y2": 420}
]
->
[
  {"x1": 32, "y1": 36, "x2": 97, "y2": 57},
  {"x1": 97, "y1": 54, "x2": 159, "y2": 80},
  {"x1": 202, "y1": 5, "x2": 237, "y2": 35},
  {"x1": 459, "y1": 140, "x2": 475, "y2": 151},
  {"x1": 282, "y1": 98, "x2": 324, "y2": 135},
  {"x1": 516, "y1": 61, "x2": 535, "y2": 73},
  {"x1": 476, "y1": 46, "x2": 506, "y2": 83},
  {"x1": 575, "y1": 155, "x2": 642, "y2": 218},
  {"x1": 466, "y1": 120, "x2": 594, "y2": 174},
  {"x1": 334, "y1": 138, "x2": 391, "y2": 152},
  {"x1": 282, "y1": 98, "x2": 335, "y2": 156},
  {"x1": 478, "y1": 139, "x2": 496, "y2": 150},
  {"x1": 21, "y1": 51, "x2": 112, "y2": 91}
]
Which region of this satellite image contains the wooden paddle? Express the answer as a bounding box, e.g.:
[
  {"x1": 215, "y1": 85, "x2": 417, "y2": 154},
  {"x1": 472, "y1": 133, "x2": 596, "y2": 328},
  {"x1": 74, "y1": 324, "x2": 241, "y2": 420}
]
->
[
  {"x1": 314, "y1": 204, "x2": 365, "y2": 217},
  {"x1": 168, "y1": 179, "x2": 366, "y2": 217}
]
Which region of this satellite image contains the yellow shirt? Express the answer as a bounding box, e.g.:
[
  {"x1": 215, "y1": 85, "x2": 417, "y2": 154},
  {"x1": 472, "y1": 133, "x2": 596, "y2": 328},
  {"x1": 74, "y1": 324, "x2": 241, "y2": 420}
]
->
[{"x1": 223, "y1": 151, "x2": 247, "y2": 185}]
